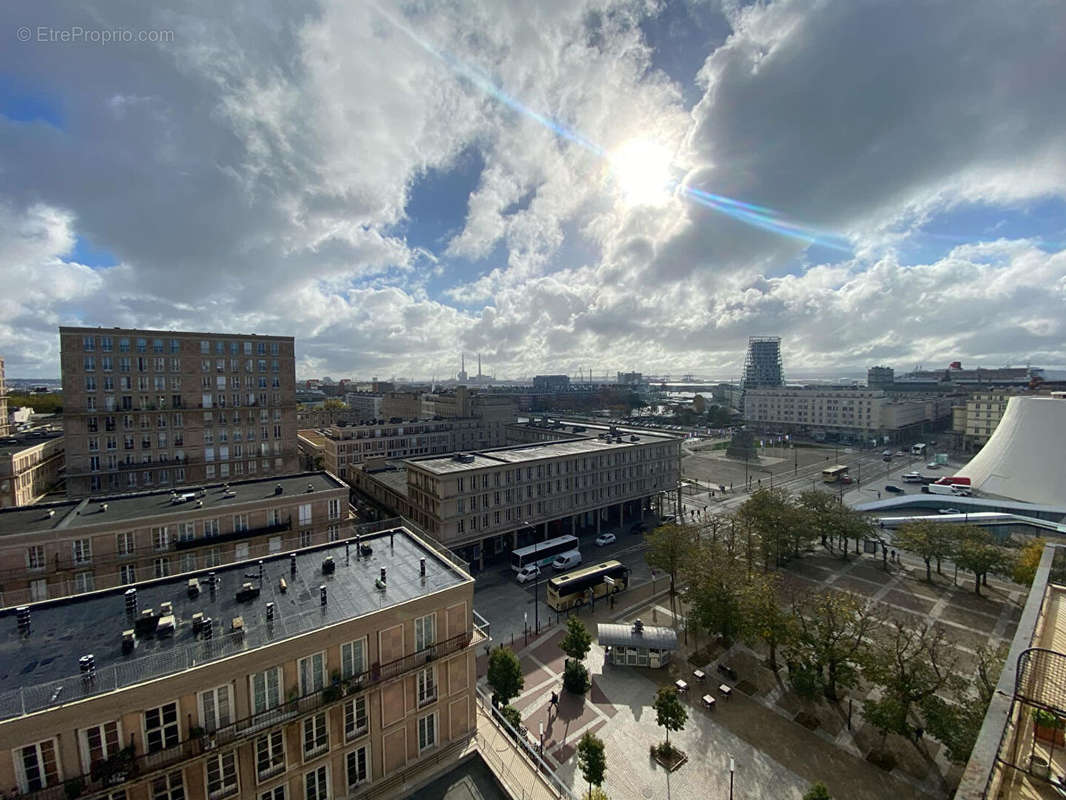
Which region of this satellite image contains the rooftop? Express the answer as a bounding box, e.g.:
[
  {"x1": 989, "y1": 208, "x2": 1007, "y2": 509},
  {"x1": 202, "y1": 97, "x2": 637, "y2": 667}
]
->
[
  {"x1": 58, "y1": 325, "x2": 293, "y2": 341},
  {"x1": 364, "y1": 466, "x2": 410, "y2": 497},
  {"x1": 0, "y1": 431, "x2": 63, "y2": 458},
  {"x1": 0, "y1": 471, "x2": 346, "y2": 537},
  {"x1": 408, "y1": 433, "x2": 677, "y2": 475},
  {"x1": 0, "y1": 526, "x2": 470, "y2": 718}
]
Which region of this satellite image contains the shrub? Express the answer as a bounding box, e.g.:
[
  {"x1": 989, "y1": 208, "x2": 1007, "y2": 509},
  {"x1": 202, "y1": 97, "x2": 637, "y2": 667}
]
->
[
  {"x1": 563, "y1": 659, "x2": 591, "y2": 694},
  {"x1": 500, "y1": 704, "x2": 522, "y2": 733}
]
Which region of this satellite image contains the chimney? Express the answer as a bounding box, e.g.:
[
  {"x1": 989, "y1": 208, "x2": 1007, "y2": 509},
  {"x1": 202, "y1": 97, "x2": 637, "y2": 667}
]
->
[
  {"x1": 380, "y1": 567, "x2": 387, "y2": 585},
  {"x1": 290, "y1": 553, "x2": 297, "y2": 575},
  {"x1": 420, "y1": 557, "x2": 426, "y2": 578},
  {"x1": 319, "y1": 585, "x2": 327, "y2": 606},
  {"x1": 16, "y1": 606, "x2": 31, "y2": 636},
  {"x1": 274, "y1": 483, "x2": 283, "y2": 495},
  {"x1": 124, "y1": 587, "x2": 138, "y2": 617},
  {"x1": 266, "y1": 602, "x2": 275, "y2": 621}
]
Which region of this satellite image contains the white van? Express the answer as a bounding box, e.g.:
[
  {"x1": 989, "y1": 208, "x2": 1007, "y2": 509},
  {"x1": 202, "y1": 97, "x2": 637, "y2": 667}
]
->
[{"x1": 551, "y1": 550, "x2": 582, "y2": 571}]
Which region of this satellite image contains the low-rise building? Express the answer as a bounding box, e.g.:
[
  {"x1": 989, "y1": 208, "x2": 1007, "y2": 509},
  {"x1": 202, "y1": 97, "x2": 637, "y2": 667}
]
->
[
  {"x1": 0, "y1": 524, "x2": 483, "y2": 799},
  {"x1": 356, "y1": 427, "x2": 681, "y2": 567},
  {"x1": 344, "y1": 392, "x2": 383, "y2": 420},
  {"x1": 0, "y1": 431, "x2": 65, "y2": 509},
  {"x1": 0, "y1": 471, "x2": 350, "y2": 609}
]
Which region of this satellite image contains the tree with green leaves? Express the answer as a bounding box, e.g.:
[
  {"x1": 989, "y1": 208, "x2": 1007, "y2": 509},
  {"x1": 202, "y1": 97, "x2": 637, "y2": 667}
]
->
[
  {"x1": 921, "y1": 642, "x2": 1007, "y2": 763},
  {"x1": 683, "y1": 539, "x2": 747, "y2": 645},
  {"x1": 652, "y1": 686, "x2": 687, "y2": 755},
  {"x1": 739, "y1": 571, "x2": 797, "y2": 671},
  {"x1": 644, "y1": 523, "x2": 696, "y2": 605},
  {"x1": 487, "y1": 646, "x2": 524, "y2": 706},
  {"x1": 576, "y1": 731, "x2": 607, "y2": 799},
  {"x1": 802, "y1": 783, "x2": 831, "y2": 800},
  {"x1": 1012, "y1": 537, "x2": 1047, "y2": 585},
  {"x1": 787, "y1": 590, "x2": 873, "y2": 701},
  {"x1": 738, "y1": 488, "x2": 809, "y2": 568},
  {"x1": 893, "y1": 521, "x2": 958, "y2": 582},
  {"x1": 954, "y1": 527, "x2": 1011, "y2": 595},
  {"x1": 860, "y1": 619, "x2": 958, "y2": 745},
  {"x1": 561, "y1": 615, "x2": 593, "y2": 694}
]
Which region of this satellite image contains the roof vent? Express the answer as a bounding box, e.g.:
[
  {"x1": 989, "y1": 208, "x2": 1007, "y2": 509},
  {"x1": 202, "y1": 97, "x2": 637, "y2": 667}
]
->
[
  {"x1": 632, "y1": 618, "x2": 644, "y2": 635},
  {"x1": 319, "y1": 585, "x2": 327, "y2": 606},
  {"x1": 48, "y1": 509, "x2": 55, "y2": 519},
  {"x1": 236, "y1": 582, "x2": 260, "y2": 602},
  {"x1": 79, "y1": 654, "x2": 96, "y2": 681},
  {"x1": 266, "y1": 602, "x2": 275, "y2": 621},
  {"x1": 125, "y1": 587, "x2": 138, "y2": 616},
  {"x1": 16, "y1": 606, "x2": 30, "y2": 636},
  {"x1": 630, "y1": 435, "x2": 639, "y2": 442},
  {"x1": 306, "y1": 483, "x2": 314, "y2": 493},
  {"x1": 420, "y1": 557, "x2": 426, "y2": 579},
  {"x1": 196, "y1": 499, "x2": 203, "y2": 507},
  {"x1": 188, "y1": 577, "x2": 201, "y2": 597},
  {"x1": 274, "y1": 483, "x2": 283, "y2": 495},
  {"x1": 100, "y1": 503, "x2": 109, "y2": 512},
  {"x1": 121, "y1": 629, "x2": 135, "y2": 654},
  {"x1": 322, "y1": 555, "x2": 336, "y2": 575}
]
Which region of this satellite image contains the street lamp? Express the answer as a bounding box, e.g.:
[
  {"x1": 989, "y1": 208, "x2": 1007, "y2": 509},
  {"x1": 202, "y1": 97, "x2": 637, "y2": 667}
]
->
[
  {"x1": 729, "y1": 756, "x2": 735, "y2": 800},
  {"x1": 525, "y1": 521, "x2": 541, "y2": 634}
]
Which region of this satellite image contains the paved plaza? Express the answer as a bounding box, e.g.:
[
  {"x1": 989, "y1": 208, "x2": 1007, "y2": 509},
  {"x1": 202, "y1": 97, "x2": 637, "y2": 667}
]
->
[{"x1": 480, "y1": 543, "x2": 1027, "y2": 800}]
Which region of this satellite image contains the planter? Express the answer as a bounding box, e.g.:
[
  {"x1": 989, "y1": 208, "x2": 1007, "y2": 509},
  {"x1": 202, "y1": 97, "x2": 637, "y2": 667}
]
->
[
  {"x1": 651, "y1": 745, "x2": 688, "y2": 772},
  {"x1": 1034, "y1": 711, "x2": 1066, "y2": 746},
  {"x1": 1030, "y1": 753, "x2": 1051, "y2": 779}
]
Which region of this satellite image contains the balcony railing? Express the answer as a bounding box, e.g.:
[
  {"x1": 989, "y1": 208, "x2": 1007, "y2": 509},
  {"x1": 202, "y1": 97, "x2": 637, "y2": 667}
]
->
[
  {"x1": 11, "y1": 628, "x2": 484, "y2": 800},
  {"x1": 173, "y1": 519, "x2": 291, "y2": 550}
]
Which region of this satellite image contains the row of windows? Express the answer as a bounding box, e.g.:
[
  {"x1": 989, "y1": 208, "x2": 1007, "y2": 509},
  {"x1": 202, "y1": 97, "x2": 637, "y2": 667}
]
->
[
  {"x1": 81, "y1": 335, "x2": 181, "y2": 354},
  {"x1": 87, "y1": 375, "x2": 182, "y2": 391},
  {"x1": 449, "y1": 449, "x2": 673, "y2": 495},
  {"x1": 200, "y1": 339, "x2": 282, "y2": 357}
]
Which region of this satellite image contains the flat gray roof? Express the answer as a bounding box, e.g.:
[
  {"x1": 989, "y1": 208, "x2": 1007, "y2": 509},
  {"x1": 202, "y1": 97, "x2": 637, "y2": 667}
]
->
[
  {"x1": 58, "y1": 326, "x2": 292, "y2": 341},
  {"x1": 367, "y1": 468, "x2": 410, "y2": 497},
  {"x1": 0, "y1": 526, "x2": 469, "y2": 718},
  {"x1": 598, "y1": 623, "x2": 678, "y2": 650},
  {"x1": 0, "y1": 472, "x2": 346, "y2": 537},
  {"x1": 0, "y1": 432, "x2": 63, "y2": 458},
  {"x1": 409, "y1": 434, "x2": 677, "y2": 476}
]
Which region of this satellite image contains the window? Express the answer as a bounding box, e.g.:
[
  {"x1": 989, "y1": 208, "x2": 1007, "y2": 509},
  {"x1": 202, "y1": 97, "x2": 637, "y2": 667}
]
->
[
  {"x1": 204, "y1": 518, "x2": 220, "y2": 537},
  {"x1": 14, "y1": 739, "x2": 59, "y2": 792},
  {"x1": 199, "y1": 685, "x2": 232, "y2": 732},
  {"x1": 250, "y1": 667, "x2": 282, "y2": 714},
  {"x1": 152, "y1": 527, "x2": 170, "y2": 551},
  {"x1": 346, "y1": 744, "x2": 370, "y2": 790},
  {"x1": 269, "y1": 536, "x2": 281, "y2": 553},
  {"x1": 72, "y1": 538, "x2": 92, "y2": 565},
  {"x1": 74, "y1": 571, "x2": 95, "y2": 593},
  {"x1": 150, "y1": 771, "x2": 184, "y2": 800},
  {"x1": 26, "y1": 545, "x2": 45, "y2": 570},
  {"x1": 415, "y1": 613, "x2": 436, "y2": 652},
  {"x1": 298, "y1": 652, "x2": 325, "y2": 695},
  {"x1": 298, "y1": 503, "x2": 312, "y2": 526},
  {"x1": 255, "y1": 729, "x2": 286, "y2": 782},
  {"x1": 259, "y1": 787, "x2": 286, "y2": 800},
  {"x1": 418, "y1": 712, "x2": 437, "y2": 753},
  {"x1": 327, "y1": 525, "x2": 339, "y2": 542},
  {"x1": 234, "y1": 514, "x2": 248, "y2": 532},
  {"x1": 417, "y1": 666, "x2": 437, "y2": 708},
  {"x1": 304, "y1": 766, "x2": 329, "y2": 800},
  {"x1": 180, "y1": 552, "x2": 198, "y2": 573},
  {"x1": 80, "y1": 721, "x2": 121, "y2": 773},
  {"x1": 144, "y1": 702, "x2": 180, "y2": 752},
  {"x1": 154, "y1": 557, "x2": 170, "y2": 578},
  {"x1": 327, "y1": 498, "x2": 340, "y2": 520},
  {"x1": 205, "y1": 750, "x2": 239, "y2": 800},
  {"x1": 177, "y1": 521, "x2": 195, "y2": 542},
  {"x1": 344, "y1": 695, "x2": 368, "y2": 741},
  {"x1": 30, "y1": 579, "x2": 48, "y2": 602},
  {"x1": 341, "y1": 638, "x2": 367, "y2": 679},
  {"x1": 300, "y1": 530, "x2": 312, "y2": 548},
  {"x1": 302, "y1": 712, "x2": 329, "y2": 760},
  {"x1": 120, "y1": 564, "x2": 136, "y2": 584}
]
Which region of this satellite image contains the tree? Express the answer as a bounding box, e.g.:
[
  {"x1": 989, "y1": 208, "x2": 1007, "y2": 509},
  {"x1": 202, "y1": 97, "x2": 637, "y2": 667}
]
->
[
  {"x1": 1012, "y1": 538, "x2": 1047, "y2": 585},
  {"x1": 893, "y1": 521, "x2": 957, "y2": 582},
  {"x1": 954, "y1": 528, "x2": 1011, "y2": 595},
  {"x1": 803, "y1": 783, "x2": 831, "y2": 800},
  {"x1": 684, "y1": 539, "x2": 747, "y2": 645},
  {"x1": 644, "y1": 523, "x2": 695, "y2": 604},
  {"x1": 860, "y1": 620, "x2": 958, "y2": 745},
  {"x1": 576, "y1": 731, "x2": 607, "y2": 799},
  {"x1": 922, "y1": 642, "x2": 1007, "y2": 763},
  {"x1": 323, "y1": 398, "x2": 347, "y2": 410},
  {"x1": 739, "y1": 572, "x2": 797, "y2": 671},
  {"x1": 7, "y1": 392, "x2": 63, "y2": 414},
  {"x1": 652, "y1": 686, "x2": 687, "y2": 754},
  {"x1": 787, "y1": 590, "x2": 873, "y2": 701},
  {"x1": 561, "y1": 615, "x2": 593, "y2": 661},
  {"x1": 487, "y1": 646, "x2": 524, "y2": 706},
  {"x1": 737, "y1": 488, "x2": 808, "y2": 568}
]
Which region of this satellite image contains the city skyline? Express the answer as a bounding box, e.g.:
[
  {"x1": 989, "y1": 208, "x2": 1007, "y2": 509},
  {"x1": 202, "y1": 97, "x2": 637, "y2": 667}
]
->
[{"x1": 2, "y1": 1, "x2": 1064, "y2": 380}]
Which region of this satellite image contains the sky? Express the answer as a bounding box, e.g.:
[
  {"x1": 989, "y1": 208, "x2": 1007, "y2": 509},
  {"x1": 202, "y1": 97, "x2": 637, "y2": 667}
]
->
[{"x1": 1, "y1": 0, "x2": 1065, "y2": 381}]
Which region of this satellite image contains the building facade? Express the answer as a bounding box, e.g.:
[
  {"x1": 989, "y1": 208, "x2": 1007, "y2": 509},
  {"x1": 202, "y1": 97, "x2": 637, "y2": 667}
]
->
[
  {"x1": 0, "y1": 431, "x2": 64, "y2": 509},
  {"x1": 60, "y1": 328, "x2": 298, "y2": 498},
  {"x1": 0, "y1": 358, "x2": 8, "y2": 438},
  {"x1": 0, "y1": 526, "x2": 482, "y2": 800},
  {"x1": 356, "y1": 429, "x2": 681, "y2": 566},
  {"x1": 0, "y1": 471, "x2": 349, "y2": 609},
  {"x1": 963, "y1": 390, "x2": 1020, "y2": 450},
  {"x1": 344, "y1": 393, "x2": 383, "y2": 421},
  {"x1": 741, "y1": 336, "x2": 783, "y2": 390}
]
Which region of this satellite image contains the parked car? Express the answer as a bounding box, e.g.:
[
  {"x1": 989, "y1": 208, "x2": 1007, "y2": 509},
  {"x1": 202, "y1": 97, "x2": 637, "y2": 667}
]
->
[
  {"x1": 630, "y1": 522, "x2": 647, "y2": 535},
  {"x1": 938, "y1": 508, "x2": 961, "y2": 515},
  {"x1": 516, "y1": 564, "x2": 541, "y2": 584},
  {"x1": 840, "y1": 476, "x2": 853, "y2": 485},
  {"x1": 552, "y1": 550, "x2": 582, "y2": 571},
  {"x1": 926, "y1": 462, "x2": 939, "y2": 469},
  {"x1": 884, "y1": 485, "x2": 904, "y2": 494},
  {"x1": 595, "y1": 532, "x2": 617, "y2": 546}
]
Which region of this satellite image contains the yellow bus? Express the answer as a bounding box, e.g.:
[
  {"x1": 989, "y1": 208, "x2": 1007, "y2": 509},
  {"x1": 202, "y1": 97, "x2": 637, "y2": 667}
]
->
[
  {"x1": 822, "y1": 465, "x2": 849, "y2": 484},
  {"x1": 546, "y1": 560, "x2": 630, "y2": 612}
]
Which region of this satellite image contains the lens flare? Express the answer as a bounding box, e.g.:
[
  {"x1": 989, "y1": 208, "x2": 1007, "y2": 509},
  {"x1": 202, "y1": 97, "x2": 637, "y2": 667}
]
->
[{"x1": 609, "y1": 139, "x2": 674, "y2": 206}]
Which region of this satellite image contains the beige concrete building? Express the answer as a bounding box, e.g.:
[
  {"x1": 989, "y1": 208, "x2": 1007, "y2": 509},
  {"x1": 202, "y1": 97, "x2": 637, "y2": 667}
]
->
[
  {"x1": 60, "y1": 328, "x2": 298, "y2": 498},
  {"x1": 0, "y1": 431, "x2": 65, "y2": 509},
  {"x1": 0, "y1": 357, "x2": 9, "y2": 438},
  {"x1": 355, "y1": 428, "x2": 681, "y2": 566},
  {"x1": 743, "y1": 387, "x2": 946, "y2": 442},
  {"x1": 0, "y1": 471, "x2": 349, "y2": 610},
  {"x1": 962, "y1": 389, "x2": 1022, "y2": 450},
  {"x1": 343, "y1": 393, "x2": 383, "y2": 421},
  {"x1": 0, "y1": 524, "x2": 483, "y2": 800}
]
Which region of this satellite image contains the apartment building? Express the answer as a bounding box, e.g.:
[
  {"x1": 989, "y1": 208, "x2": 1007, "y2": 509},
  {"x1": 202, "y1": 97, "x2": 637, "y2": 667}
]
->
[
  {"x1": 0, "y1": 472, "x2": 349, "y2": 609},
  {"x1": 344, "y1": 393, "x2": 383, "y2": 420},
  {"x1": 0, "y1": 357, "x2": 8, "y2": 437},
  {"x1": 0, "y1": 431, "x2": 64, "y2": 509},
  {"x1": 963, "y1": 390, "x2": 1021, "y2": 450},
  {"x1": 743, "y1": 387, "x2": 945, "y2": 442},
  {"x1": 356, "y1": 429, "x2": 681, "y2": 567},
  {"x1": 59, "y1": 327, "x2": 298, "y2": 498},
  {"x1": 0, "y1": 525, "x2": 482, "y2": 800}
]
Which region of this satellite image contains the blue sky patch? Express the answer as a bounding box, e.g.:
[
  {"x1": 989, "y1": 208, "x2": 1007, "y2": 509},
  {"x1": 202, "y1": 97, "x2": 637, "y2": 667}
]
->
[
  {"x1": 67, "y1": 235, "x2": 118, "y2": 268},
  {"x1": 0, "y1": 75, "x2": 64, "y2": 128}
]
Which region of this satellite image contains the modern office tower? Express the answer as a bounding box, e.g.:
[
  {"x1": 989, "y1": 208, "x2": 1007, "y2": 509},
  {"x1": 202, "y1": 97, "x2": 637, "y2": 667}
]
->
[
  {"x1": 59, "y1": 328, "x2": 298, "y2": 497},
  {"x1": 741, "y1": 336, "x2": 784, "y2": 390},
  {"x1": 0, "y1": 524, "x2": 483, "y2": 799}
]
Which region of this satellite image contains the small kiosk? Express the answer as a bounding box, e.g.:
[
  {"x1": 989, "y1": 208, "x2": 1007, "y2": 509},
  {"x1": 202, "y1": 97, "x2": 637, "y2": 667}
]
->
[{"x1": 598, "y1": 619, "x2": 679, "y2": 669}]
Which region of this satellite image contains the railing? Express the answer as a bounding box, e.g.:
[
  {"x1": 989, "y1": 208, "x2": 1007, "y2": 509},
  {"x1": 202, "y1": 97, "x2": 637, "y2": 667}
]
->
[
  {"x1": 12, "y1": 628, "x2": 484, "y2": 800},
  {"x1": 173, "y1": 519, "x2": 291, "y2": 550}
]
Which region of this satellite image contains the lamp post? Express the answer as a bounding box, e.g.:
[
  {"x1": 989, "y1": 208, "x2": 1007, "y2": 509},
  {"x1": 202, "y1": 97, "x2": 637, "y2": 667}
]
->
[
  {"x1": 524, "y1": 521, "x2": 541, "y2": 635},
  {"x1": 729, "y1": 756, "x2": 735, "y2": 800}
]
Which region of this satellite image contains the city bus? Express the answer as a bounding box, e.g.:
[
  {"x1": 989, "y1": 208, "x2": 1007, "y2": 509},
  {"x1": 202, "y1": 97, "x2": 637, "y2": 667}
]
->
[
  {"x1": 911, "y1": 443, "x2": 927, "y2": 456},
  {"x1": 822, "y1": 465, "x2": 849, "y2": 484},
  {"x1": 511, "y1": 534, "x2": 580, "y2": 572},
  {"x1": 546, "y1": 560, "x2": 630, "y2": 612}
]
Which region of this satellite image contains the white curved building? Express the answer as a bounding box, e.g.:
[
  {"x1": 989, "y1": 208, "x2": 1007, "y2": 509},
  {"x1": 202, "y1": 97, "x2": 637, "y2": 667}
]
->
[{"x1": 960, "y1": 396, "x2": 1066, "y2": 506}]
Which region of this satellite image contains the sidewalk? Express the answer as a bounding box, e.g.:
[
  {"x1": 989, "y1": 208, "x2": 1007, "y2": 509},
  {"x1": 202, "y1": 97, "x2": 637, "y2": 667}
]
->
[{"x1": 475, "y1": 697, "x2": 571, "y2": 800}]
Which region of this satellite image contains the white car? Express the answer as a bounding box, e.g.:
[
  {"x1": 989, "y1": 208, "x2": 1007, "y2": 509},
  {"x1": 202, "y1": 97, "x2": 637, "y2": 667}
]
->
[
  {"x1": 516, "y1": 564, "x2": 541, "y2": 584},
  {"x1": 938, "y1": 508, "x2": 961, "y2": 515},
  {"x1": 927, "y1": 462, "x2": 939, "y2": 469},
  {"x1": 595, "y1": 533, "x2": 616, "y2": 547}
]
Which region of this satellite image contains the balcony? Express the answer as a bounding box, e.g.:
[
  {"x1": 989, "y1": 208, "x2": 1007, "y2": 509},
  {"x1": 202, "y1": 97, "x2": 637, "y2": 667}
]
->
[
  {"x1": 11, "y1": 628, "x2": 484, "y2": 800},
  {"x1": 173, "y1": 519, "x2": 292, "y2": 550}
]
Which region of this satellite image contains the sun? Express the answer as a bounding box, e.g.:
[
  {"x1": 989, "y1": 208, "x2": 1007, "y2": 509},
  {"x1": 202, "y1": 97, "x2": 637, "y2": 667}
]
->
[{"x1": 608, "y1": 139, "x2": 674, "y2": 206}]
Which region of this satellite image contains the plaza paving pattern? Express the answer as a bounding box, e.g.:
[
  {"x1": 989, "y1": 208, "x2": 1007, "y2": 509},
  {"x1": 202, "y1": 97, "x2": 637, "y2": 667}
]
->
[{"x1": 480, "y1": 548, "x2": 1025, "y2": 800}]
